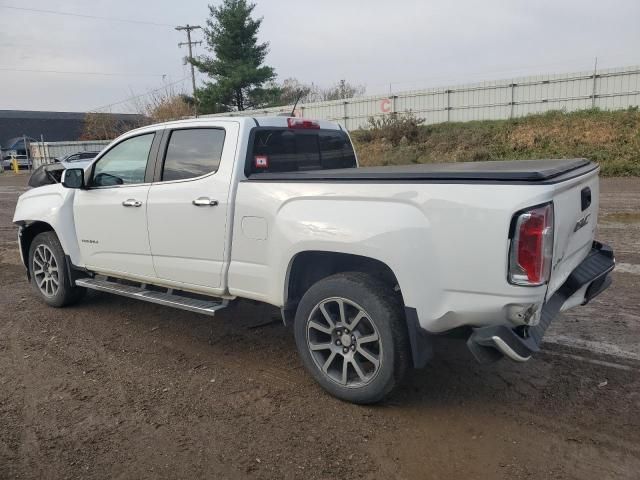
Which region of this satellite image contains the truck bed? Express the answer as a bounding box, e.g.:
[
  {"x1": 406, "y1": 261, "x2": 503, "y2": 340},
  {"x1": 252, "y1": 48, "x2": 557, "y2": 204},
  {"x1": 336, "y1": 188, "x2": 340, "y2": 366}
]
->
[{"x1": 247, "y1": 158, "x2": 597, "y2": 184}]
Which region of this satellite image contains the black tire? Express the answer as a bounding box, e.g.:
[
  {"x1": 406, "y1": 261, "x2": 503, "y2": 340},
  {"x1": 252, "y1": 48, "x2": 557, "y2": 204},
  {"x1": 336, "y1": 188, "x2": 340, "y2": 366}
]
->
[
  {"x1": 28, "y1": 231, "x2": 85, "y2": 307},
  {"x1": 294, "y1": 272, "x2": 410, "y2": 404}
]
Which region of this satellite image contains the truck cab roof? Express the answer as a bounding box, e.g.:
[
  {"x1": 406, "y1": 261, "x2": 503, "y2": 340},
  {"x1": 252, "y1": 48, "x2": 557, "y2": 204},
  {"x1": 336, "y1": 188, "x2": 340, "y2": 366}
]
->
[{"x1": 127, "y1": 116, "x2": 343, "y2": 136}]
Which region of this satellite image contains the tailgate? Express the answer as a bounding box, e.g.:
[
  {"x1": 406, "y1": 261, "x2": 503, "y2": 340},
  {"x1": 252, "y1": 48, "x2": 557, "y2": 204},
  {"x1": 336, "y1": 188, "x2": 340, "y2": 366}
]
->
[{"x1": 546, "y1": 169, "x2": 600, "y2": 297}]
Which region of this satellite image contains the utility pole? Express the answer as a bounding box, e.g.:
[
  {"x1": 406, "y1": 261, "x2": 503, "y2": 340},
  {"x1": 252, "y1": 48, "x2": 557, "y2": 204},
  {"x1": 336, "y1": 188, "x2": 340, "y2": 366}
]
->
[
  {"x1": 176, "y1": 24, "x2": 202, "y2": 116},
  {"x1": 23, "y1": 134, "x2": 30, "y2": 170}
]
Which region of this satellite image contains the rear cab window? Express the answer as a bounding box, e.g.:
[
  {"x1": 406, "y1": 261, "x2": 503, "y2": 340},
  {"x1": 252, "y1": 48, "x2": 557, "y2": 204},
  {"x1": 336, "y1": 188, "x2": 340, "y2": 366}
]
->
[{"x1": 246, "y1": 128, "x2": 356, "y2": 176}]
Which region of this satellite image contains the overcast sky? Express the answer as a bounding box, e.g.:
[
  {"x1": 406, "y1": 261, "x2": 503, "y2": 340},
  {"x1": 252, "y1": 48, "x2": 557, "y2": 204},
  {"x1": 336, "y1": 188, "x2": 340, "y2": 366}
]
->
[{"x1": 1, "y1": 0, "x2": 639, "y2": 113}]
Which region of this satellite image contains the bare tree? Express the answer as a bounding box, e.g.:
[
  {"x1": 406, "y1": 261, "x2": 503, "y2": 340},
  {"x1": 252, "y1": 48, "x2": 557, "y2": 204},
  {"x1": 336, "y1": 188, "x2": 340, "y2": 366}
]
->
[
  {"x1": 278, "y1": 78, "x2": 318, "y2": 104},
  {"x1": 275, "y1": 78, "x2": 366, "y2": 106},
  {"x1": 129, "y1": 84, "x2": 195, "y2": 123},
  {"x1": 79, "y1": 113, "x2": 135, "y2": 140},
  {"x1": 319, "y1": 79, "x2": 366, "y2": 101}
]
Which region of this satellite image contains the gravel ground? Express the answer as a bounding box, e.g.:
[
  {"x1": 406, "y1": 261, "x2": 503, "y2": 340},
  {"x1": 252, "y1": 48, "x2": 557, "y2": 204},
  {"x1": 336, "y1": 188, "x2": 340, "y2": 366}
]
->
[{"x1": 0, "y1": 173, "x2": 638, "y2": 480}]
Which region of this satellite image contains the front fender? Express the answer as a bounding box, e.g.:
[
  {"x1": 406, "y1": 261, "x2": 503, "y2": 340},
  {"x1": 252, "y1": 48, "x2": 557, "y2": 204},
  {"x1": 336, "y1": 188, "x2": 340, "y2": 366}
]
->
[{"x1": 13, "y1": 185, "x2": 82, "y2": 266}]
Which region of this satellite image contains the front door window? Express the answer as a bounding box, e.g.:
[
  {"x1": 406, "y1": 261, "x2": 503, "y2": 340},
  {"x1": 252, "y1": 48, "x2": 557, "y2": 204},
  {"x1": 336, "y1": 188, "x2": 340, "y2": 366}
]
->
[{"x1": 92, "y1": 134, "x2": 155, "y2": 187}]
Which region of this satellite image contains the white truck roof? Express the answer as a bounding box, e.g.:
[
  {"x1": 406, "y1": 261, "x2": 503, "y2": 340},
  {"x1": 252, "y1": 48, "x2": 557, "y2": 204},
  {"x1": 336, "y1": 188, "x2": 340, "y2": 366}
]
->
[{"x1": 133, "y1": 116, "x2": 343, "y2": 133}]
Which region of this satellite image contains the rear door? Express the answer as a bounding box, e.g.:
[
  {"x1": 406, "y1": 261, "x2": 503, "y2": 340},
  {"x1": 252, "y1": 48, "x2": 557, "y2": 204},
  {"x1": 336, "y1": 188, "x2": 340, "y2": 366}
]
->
[
  {"x1": 146, "y1": 122, "x2": 239, "y2": 291},
  {"x1": 547, "y1": 170, "x2": 600, "y2": 296}
]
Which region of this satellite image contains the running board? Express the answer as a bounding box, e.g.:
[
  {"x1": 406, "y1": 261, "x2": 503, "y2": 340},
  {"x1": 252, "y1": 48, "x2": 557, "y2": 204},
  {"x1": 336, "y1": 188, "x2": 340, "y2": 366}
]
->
[{"x1": 75, "y1": 277, "x2": 228, "y2": 316}]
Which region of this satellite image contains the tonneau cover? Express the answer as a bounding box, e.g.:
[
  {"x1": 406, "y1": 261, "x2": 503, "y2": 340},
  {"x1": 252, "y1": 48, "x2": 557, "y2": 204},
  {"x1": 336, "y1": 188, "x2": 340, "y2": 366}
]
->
[{"x1": 248, "y1": 158, "x2": 597, "y2": 183}]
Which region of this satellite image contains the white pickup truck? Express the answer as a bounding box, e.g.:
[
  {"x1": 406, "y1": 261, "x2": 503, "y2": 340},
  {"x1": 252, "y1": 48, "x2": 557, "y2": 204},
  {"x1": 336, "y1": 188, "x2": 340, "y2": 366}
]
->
[{"x1": 13, "y1": 116, "x2": 614, "y2": 403}]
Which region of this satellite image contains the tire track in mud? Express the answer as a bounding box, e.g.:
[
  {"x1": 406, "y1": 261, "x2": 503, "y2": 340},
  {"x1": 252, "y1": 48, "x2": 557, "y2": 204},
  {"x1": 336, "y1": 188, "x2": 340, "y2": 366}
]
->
[
  {"x1": 6, "y1": 315, "x2": 45, "y2": 478},
  {"x1": 615, "y1": 262, "x2": 640, "y2": 275},
  {"x1": 544, "y1": 335, "x2": 640, "y2": 362}
]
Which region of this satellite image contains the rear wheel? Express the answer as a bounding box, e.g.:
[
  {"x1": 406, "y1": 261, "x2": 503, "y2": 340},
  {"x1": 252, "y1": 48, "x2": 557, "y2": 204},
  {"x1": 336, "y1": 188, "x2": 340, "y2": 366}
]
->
[
  {"x1": 294, "y1": 272, "x2": 410, "y2": 404},
  {"x1": 28, "y1": 231, "x2": 85, "y2": 307}
]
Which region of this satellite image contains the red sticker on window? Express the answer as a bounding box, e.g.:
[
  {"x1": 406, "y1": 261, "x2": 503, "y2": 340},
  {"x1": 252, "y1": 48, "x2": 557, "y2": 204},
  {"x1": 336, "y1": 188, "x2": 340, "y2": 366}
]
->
[{"x1": 254, "y1": 155, "x2": 269, "y2": 168}]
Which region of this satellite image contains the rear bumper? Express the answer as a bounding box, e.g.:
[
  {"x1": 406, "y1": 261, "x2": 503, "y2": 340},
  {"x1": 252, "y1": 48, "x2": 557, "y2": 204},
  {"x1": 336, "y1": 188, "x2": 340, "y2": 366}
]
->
[{"x1": 467, "y1": 241, "x2": 615, "y2": 363}]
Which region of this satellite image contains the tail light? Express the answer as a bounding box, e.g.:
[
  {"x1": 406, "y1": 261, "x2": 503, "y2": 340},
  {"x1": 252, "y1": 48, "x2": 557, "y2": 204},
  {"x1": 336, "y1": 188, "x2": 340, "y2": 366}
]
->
[
  {"x1": 287, "y1": 118, "x2": 320, "y2": 129},
  {"x1": 508, "y1": 203, "x2": 554, "y2": 286}
]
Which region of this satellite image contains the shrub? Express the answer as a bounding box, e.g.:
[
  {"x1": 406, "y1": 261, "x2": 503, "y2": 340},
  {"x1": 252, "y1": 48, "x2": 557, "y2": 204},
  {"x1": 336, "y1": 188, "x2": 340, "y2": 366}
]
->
[{"x1": 354, "y1": 112, "x2": 425, "y2": 146}]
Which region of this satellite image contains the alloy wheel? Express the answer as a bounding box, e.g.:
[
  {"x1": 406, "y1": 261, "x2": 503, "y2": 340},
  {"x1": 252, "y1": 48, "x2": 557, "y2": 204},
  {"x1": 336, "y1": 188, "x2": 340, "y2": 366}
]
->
[
  {"x1": 306, "y1": 297, "x2": 383, "y2": 388},
  {"x1": 33, "y1": 244, "x2": 59, "y2": 297}
]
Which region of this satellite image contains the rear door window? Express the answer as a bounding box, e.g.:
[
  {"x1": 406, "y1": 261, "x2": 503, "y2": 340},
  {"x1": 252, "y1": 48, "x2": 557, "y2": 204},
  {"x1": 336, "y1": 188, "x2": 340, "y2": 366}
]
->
[
  {"x1": 248, "y1": 129, "x2": 356, "y2": 175},
  {"x1": 161, "y1": 128, "x2": 225, "y2": 182}
]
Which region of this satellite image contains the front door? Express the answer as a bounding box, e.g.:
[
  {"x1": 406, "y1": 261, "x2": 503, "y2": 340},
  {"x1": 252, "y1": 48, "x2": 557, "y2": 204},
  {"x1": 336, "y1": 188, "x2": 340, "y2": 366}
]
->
[
  {"x1": 74, "y1": 132, "x2": 158, "y2": 278},
  {"x1": 146, "y1": 123, "x2": 237, "y2": 290}
]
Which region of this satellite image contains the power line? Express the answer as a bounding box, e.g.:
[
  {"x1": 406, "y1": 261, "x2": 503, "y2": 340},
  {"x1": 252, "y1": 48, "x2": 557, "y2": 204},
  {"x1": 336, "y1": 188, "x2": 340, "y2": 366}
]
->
[
  {"x1": 0, "y1": 66, "x2": 167, "y2": 78},
  {"x1": 0, "y1": 4, "x2": 175, "y2": 27},
  {"x1": 89, "y1": 76, "x2": 190, "y2": 112}
]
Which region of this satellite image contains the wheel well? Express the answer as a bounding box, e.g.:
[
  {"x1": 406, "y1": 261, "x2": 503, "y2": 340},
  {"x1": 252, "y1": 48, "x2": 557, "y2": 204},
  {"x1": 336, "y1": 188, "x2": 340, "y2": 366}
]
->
[
  {"x1": 19, "y1": 221, "x2": 54, "y2": 268},
  {"x1": 284, "y1": 251, "x2": 432, "y2": 370},
  {"x1": 285, "y1": 251, "x2": 403, "y2": 314}
]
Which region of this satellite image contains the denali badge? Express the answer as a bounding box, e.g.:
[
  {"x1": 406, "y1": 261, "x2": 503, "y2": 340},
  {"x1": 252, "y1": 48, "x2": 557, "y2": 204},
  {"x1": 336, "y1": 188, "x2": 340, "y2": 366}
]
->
[{"x1": 574, "y1": 214, "x2": 591, "y2": 232}]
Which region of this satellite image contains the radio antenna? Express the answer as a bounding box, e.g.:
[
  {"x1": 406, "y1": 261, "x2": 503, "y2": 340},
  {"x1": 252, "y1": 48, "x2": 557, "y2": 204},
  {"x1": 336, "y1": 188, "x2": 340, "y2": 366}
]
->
[{"x1": 290, "y1": 90, "x2": 304, "y2": 117}]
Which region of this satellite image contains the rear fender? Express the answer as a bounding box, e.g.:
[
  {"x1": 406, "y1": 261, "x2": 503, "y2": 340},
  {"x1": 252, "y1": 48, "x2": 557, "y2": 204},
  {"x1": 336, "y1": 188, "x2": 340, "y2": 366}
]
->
[{"x1": 273, "y1": 198, "x2": 441, "y2": 316}]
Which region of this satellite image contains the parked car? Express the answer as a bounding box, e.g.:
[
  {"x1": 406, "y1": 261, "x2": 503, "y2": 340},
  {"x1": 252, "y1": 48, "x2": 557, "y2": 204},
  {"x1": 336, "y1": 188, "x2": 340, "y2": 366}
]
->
[
  {"x1": 12, "y1": 116, "x2": 614, "y2": 404},
  {"x1": 57, "y1": 151, "x2": 100, "y2": 170},
  {"x1": 27, "y1": 151, "x2": 100, "y2": 187},
  {"x1": 1, "y1": 137, "x2": 35, "y2": 169},
  {"x1": 2, "y1": 155, "x2": 32, "y2": 170}
]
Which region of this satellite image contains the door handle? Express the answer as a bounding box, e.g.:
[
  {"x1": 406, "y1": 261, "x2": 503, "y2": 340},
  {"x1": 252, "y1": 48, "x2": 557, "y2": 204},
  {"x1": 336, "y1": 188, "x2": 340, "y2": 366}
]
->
[
  {"x1": 122, "y1": 199, "x2": 142, "y2": 207},
  {"x1": 192, "y1": 197, "x2": 218, "y2": 207}
]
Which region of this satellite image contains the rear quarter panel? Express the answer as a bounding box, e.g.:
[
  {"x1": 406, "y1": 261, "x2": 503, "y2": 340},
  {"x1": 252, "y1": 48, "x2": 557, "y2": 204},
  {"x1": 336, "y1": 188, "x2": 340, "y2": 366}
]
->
[{"x1": 229, "y1": 180, "x2": 553, "y2": 332}]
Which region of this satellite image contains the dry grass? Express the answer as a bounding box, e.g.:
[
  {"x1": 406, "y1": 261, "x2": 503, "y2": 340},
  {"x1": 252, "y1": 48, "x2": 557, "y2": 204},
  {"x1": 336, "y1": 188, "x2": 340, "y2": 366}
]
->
[{"x1": 351, "y1": 108, "x2": 640, "y2": 176}]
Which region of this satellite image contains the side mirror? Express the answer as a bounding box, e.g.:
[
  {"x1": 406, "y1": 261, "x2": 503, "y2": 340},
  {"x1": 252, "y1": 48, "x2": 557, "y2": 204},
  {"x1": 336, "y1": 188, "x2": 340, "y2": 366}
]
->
[{"x1": 61, "y1": 168, "x2": 85, "y2": 189}]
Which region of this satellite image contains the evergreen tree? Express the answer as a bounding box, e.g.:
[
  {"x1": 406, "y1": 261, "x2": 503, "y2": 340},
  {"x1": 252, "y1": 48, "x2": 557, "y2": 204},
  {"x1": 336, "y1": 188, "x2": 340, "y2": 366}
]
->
[{"x1": 193, "y1": 0, "x2": 277, "y2": 112}]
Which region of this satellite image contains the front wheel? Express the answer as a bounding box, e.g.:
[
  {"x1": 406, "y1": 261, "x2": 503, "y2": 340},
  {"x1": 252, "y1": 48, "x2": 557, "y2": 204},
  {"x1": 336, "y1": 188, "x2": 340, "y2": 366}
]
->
[
  {"x1": 28, "y1": 231, "x2": 85, "y2": 307},
  {"x1": 294, "y1": 272, "x2": 410, "y2": 404}
]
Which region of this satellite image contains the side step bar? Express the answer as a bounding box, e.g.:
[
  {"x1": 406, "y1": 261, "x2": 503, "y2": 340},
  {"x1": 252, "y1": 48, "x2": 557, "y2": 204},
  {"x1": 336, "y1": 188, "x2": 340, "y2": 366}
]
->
[{"x1": 75, "y1": 277, "x2": 228, "y2": 316}]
